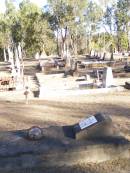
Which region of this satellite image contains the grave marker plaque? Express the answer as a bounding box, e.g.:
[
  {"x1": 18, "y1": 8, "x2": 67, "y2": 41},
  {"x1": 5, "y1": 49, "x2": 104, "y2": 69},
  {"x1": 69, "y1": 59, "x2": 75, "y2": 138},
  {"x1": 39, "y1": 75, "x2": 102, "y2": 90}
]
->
[{"x1": 79, "y1": 116, "x2": 98, "y2": 130}]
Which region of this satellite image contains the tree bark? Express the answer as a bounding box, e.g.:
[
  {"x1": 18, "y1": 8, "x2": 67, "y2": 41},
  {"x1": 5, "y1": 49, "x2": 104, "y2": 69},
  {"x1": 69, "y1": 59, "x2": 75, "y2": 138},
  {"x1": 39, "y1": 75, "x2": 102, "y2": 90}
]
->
[{"x1": 3, "y1": 48, "x2": 7, "y2": 62}]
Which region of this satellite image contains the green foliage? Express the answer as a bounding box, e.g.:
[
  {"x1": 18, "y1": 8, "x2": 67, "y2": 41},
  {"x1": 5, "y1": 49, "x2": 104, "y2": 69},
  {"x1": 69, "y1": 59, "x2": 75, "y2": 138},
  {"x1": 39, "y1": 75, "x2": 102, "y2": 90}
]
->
[
  {"x1": 120, "y1": 33, "x2": 129, "y2": 51},
  {"x1": 0, "y1": 14, "x2": 10, "y2": 48},
  {"x1": 0, "y1": 0, "x2": 57, "y2": 58},
  {"x1": 114, "y1": 0, "x2": 130, "y2": 51}
]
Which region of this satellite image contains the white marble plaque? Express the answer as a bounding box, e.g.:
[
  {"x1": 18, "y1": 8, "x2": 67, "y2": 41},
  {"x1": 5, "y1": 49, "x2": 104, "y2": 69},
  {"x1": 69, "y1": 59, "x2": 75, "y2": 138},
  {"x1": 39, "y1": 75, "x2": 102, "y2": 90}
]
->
[{"x1": 79, "y1": 116, "x2": 98, "y2": 129}]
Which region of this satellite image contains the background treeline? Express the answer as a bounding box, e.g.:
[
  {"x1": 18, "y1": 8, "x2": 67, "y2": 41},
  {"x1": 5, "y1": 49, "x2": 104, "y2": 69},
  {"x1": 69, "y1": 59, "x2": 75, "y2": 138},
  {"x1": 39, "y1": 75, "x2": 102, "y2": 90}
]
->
[{"x1": 0, "y1": 0, "x2": 130, "y2": 60}]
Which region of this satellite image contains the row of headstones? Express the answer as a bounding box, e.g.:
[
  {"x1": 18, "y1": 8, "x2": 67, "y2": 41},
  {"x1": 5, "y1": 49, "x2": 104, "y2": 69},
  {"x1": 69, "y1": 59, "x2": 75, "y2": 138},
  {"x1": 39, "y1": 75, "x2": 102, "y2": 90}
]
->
[{"x1": 90, "y1": 50, "x2": 113, "y2": 60}]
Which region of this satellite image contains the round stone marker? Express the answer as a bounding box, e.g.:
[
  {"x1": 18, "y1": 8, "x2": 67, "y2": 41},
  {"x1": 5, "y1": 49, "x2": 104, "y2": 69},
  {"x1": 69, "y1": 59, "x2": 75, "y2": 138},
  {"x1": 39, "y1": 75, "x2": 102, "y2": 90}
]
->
[{"x1": 28, "y1": 126, "x2": 43, "y2": 140}]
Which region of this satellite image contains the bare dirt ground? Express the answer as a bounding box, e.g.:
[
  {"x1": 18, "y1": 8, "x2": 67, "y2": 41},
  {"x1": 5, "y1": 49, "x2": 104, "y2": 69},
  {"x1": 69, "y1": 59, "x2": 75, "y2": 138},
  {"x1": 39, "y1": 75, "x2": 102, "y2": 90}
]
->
[
  {"x1": 1, "y1": 59, "x2": 130, "y2": 172},
  {"x1": 9, "y1": 159, "x2": 130, "y2": 173},
  {"x1": 0, "y1": 92, "x2": 130, "y2": 139}
]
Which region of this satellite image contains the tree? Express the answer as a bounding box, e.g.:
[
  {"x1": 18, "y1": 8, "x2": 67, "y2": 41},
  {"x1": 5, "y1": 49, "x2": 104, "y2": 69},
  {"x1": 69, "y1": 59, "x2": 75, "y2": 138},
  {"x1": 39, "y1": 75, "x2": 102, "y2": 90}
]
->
[
  {"x1": 18, "y1": 0, "x2": 56, "y2": 57},
  {"x1": 115, "y1": 0, "x2": 130, "y2": 51},
  {"x1": 0, "y1": 0, "x2": 16, "y2": 61},
  {"x1": 47, "y1": 0, "x2": 88, "y2": 59},
  {"x1": 83, "y1": 1, "x2": 104, "y2": 53}
]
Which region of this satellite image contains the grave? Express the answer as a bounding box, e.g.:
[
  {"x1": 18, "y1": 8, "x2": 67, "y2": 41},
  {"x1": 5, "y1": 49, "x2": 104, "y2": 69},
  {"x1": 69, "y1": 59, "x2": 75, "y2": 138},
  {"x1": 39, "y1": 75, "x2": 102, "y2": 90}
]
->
[
  {"x1": 0, "y1": 113, "x2": 129, "y2": 172},
  {"x1": 73, "y1": 113, "x2": 119, "y2": 140}
]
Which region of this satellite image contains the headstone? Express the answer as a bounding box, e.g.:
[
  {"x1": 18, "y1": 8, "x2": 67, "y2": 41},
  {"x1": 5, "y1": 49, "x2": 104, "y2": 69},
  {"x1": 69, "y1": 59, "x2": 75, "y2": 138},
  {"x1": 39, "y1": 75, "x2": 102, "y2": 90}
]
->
[
  {"x1": 102, "y1": 52, "x2": 106, "y2": 60},
  {"x1": 86, "y1": 74, "x2": 91, "y2": 81},
  {"x1": 91, "y1": 50, "x2": 94, "y2": 57},
  {"x1": 101, "y1": 52, "x2": 104, "y2": 59},
  {"x1": 73, "y1": 113, "x2": 118, "y2": 140},
  {"x1": 102, "y1": 67, "x2": 114, "y2": 88},
  {"x1": 98, "y1": 52, "x2": 101, "y2": 59},
  {"x1": 106, "y1": 52, "x2": 111, "y2": 60},
  {"x1": 40, "y1": 50, "x2": 47, "y2": 59},
  {"x1": 35, "y1": 52, "x2": 40, "y2": 60}
]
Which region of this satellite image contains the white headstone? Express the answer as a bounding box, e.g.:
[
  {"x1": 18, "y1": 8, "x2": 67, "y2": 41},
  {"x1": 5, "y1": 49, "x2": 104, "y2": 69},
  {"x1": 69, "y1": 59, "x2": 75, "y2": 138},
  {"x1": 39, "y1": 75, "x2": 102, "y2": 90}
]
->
[
  {"x1": 91, "y1": 50, "x2": 94, "y2": 56},
  {"x1": 100, "y1": 52, "x2": 103, "y2": 58},
  {"x1": 35, "y1": 52, "x2": 40, "y2": 60},
  {"x1": 86, "y1": 74, "x2": 91, "y2": 82},
  {"x1": 106, "y1": 52, "x2": 111, "y2": 60},
  {"x1": 102, "y1": 67, "x2": 114, "y2": 88},
  {"x1": 40, "y1": 50, "x2": 47, "y2": 59}
]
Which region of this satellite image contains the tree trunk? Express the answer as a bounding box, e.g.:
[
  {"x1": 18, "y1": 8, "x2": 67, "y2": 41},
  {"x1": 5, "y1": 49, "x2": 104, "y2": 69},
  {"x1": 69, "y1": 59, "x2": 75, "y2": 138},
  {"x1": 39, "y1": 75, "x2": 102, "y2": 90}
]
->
[
  {"x1": 7, "y1": 46, "x2": 11, "y2": 62},
  {"x1": 56, "y1": 29, "x2": 60, "y2": 56},
  {"x1": 15, "y1": 46, "x2": 21, "y2": 77},
  {"x1": 3, "y1": 48, "x2": 7, "y2": 62},
  {"x1": 18, "y1": 43, "x2": 22, "y2": 60},
  {"x1": 61, "y1": 27, "x2": 68, "y2": 60}
]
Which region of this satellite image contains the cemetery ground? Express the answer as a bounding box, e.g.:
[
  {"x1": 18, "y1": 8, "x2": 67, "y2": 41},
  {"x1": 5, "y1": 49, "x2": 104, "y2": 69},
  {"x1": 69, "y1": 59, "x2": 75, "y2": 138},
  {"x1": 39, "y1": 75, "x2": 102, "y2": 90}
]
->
[{"x1": 0, "y1": 59, "x2": 130, "y2": 172}]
